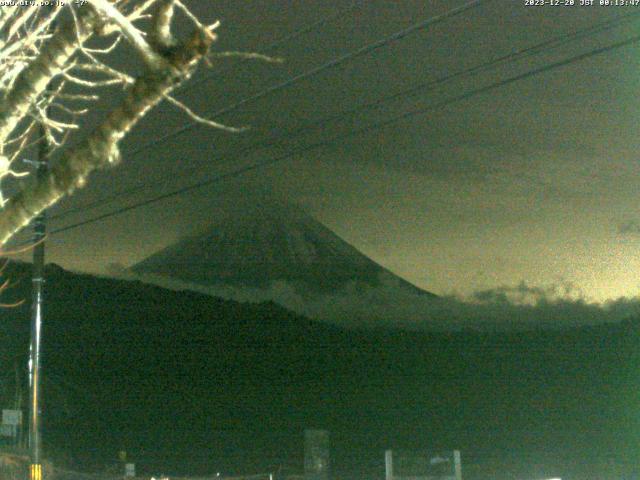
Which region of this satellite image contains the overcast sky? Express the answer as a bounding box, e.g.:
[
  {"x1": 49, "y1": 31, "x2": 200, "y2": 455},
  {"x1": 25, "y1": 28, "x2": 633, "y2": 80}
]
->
[{"x1": 8, "y1": 0, "x2": 640, "y2": 303}]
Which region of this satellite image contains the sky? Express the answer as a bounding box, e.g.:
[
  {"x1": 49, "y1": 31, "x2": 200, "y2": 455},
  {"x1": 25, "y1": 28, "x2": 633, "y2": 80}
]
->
[{"x1": 6, "y1": 0, "x2": 640, "y2": 303}]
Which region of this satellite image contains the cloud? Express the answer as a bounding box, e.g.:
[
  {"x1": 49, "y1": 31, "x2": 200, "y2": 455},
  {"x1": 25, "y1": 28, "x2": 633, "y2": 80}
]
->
[
  {"x1": 470, "y1": 280, "x2": 586, "y2": 306},
  {"x1": 117, "y1": 269, "x2": 640, "y2": 332},
  {"x1": 299, "y1": 280, "x2": 640, "y2": 331}
]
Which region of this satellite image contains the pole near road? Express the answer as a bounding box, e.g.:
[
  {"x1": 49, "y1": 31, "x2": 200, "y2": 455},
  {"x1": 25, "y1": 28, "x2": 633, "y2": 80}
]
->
[{"x1": 28, "y1": 120, "x2": 49, "y2": 480}]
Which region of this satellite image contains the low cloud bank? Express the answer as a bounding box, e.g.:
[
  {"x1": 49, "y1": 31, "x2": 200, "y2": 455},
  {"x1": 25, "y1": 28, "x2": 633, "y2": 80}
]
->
[
  {"x1": 109, "y1": 265, "x2": 640, "y2": 331},
  {"x1": 300, "y1": 278, "x2": 640, "y2": 331}
]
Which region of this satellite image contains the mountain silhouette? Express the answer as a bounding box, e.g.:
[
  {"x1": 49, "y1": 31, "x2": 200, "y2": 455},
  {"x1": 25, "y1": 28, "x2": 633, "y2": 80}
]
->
[{"x1": 133, "y1": 201, "x2": 433, "y2": 296}]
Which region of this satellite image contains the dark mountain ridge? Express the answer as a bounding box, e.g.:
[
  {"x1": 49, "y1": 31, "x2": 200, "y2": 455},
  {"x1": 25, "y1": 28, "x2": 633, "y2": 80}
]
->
[{"x1": 0, "y1": 262, "x2": 638, "y2": 480}]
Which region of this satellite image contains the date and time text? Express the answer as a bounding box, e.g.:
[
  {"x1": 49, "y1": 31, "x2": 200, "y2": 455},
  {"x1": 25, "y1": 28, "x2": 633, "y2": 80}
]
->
[{"x1": 526, "y1": 0, "x2": 640, "y2": 6}]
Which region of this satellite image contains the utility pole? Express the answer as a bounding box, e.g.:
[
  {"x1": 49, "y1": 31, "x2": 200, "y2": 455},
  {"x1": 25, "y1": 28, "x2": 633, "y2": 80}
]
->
[{"x1": 28, "y1": 121, "x2": 49, "y2": 480}]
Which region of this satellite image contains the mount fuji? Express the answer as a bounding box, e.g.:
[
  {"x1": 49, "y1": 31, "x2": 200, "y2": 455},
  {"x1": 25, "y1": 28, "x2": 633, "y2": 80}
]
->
[{"x1": 130, "y1": 200, "x2": 438, "y2": 326}]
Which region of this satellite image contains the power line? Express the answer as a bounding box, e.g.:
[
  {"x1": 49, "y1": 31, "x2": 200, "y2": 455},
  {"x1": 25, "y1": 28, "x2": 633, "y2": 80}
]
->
[
  {"x1": 47, "y1": 33, "x2": 640, "y2": 238},
  {"x1": 181, "y1": 0, "x2": 365, "y2": 92},
  {"x1": 121, "y1": 0, "x2": 490, "y2": 158},
  {"x1": 49, "y1": 10, "x2": 640, "y2": 223},
  {"x1": 50, "y1": 0, "x2": 489, "y2": 222},
  {"x1": 43, "y1": 4, "x2": 365, "y2": 224},
  {"x1": 211, "y1": 8, "x2": 640, "y2": 165},
  {"x1": 271, "y1": 9, "x2": 640, "y2": 143}
]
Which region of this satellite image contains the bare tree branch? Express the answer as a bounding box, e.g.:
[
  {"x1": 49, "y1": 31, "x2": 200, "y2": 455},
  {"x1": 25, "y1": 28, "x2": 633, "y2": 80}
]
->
[
  {"x1": 150, "y1": 0, "x2": 175, "y2": 50},
  {"x1": 0, "y1": 6, "x2": 98, "y2": 147},
  {"x1": 164, "y1": 94, "x2": 246, "y2": 132},
  {"x1": 0, "y1": 0, "x2": 259, "y2": 250},
  {"x1": 0, "y1": 26, "x2": 216, "y2": 246},
  {"x1": 86, "y1": 0, "x2": 166, "y2": 69}
]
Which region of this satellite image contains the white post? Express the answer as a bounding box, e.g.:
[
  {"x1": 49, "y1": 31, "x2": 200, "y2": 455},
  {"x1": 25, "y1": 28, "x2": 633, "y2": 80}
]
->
[
  {"x1": 453, "y1": 450, "x2": 462, "y2": 480},
  {"x1": 385, "y1": 450, "x2": 393, "y2": 480}
]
